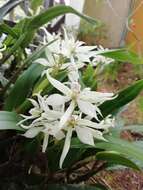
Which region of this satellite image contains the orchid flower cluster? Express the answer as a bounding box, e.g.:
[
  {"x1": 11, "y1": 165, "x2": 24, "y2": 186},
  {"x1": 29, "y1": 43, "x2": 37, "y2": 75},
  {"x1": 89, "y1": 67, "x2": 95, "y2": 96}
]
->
[{"x1": 18, "y1": 28, "x2": 115, "y2": 168}]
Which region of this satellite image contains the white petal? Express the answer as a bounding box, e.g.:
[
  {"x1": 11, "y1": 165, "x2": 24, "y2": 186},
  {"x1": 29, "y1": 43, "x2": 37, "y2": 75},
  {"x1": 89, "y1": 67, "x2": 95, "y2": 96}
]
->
[
  {"x1": 76, "y1": 62, "x2": 85, "y2": 69},
  {"x1": 76, "y1": 45, "x2": 97, "y2": 53},
  {"x1": 43, "y1": 123, "x2": 65, "y2": 140},
  {"x1": 29, "y1": 108, "x2": 41, "y2": 117},
  {"x1": 60, "y1": 62, "x2": 71, "y2": 70},
  {"x1": 77, "y1": 54, "x2": 90, "y2": 62},
  {"x1": 45, "y1": 48, "x2": 56, "y2": 65},
  {"x1": 18, "y1": 115, "x2": 36, "y2": 126},
  {"x1": 20, "y1": 124, "x2": 32, "y2": 129},
  {"x1": 55, "y1": 130, "x2": 65, "y2": 140},
  {"x1": 31, "y1": 116, "x2": 43, "y2": 125},
  {"x1": 77, "y1": 119, "x2": 105, "y2": 129},
  {"x1": 68, "y1": 70, "x2": 79, "y2": 82},
  {"x1": 37, "y1": 94, "x2": 49, "y2": 112},
  {"x1": 46, "y1": 94, "x2": 66, "y2": 106},
  {"x1": 23, "y1": 127, "x2": 42, "y2": 138},
  {"x1": 28, "y1": 98, "x2": 39, "y2": 108},
  {"x1": 67, "y1": 63, "x2": 79, "y2": 82},
  {"x1": 80, "y1": 90, "x2": 114, "y2": 104},
  {"x1": 91, "y1": 129, "x2": 107, "y2": 141},
  {"x1": 60, "y1": 128, "x2": 73, "y2": 168},
  {"x1": 42, "y1": 110, "x2": 62, "y2": 120},
  {"x1": 95, "y1": 105, "x2": 103, "y2": 117},
  {"x1": 41, "y1": 27, "x2": 54, "y2": 41},
  {"x1": 59, "y1": 101, "x2": 75, "y2": 129},
  {"x1": 46, "y1": 71, "x2": 72, "y2": 96},
  {"x1": 42, "y1": 133, "x2": 49, "y2": 152},
  {"x1": 77, "y1": 100, "x2": 98, "y2": 120},
  {"x1": 34, "y1": 58, "x2": 53, "y2": 67},
  {"x1": 75, "y1": 126, "x2": 95, "y2": 146}
]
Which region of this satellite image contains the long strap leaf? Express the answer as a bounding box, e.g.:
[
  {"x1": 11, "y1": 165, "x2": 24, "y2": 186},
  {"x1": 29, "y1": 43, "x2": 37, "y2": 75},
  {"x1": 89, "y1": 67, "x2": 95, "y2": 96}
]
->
[
  {"x1": 99, "y1": 79, "x2": 143, "y2": 119},
  {"x1": 0, "y1": 111, "x2": 23, "y2": 131},
  {"x1": 26, "y1": 5, "x2": 100, "y2": 31}
]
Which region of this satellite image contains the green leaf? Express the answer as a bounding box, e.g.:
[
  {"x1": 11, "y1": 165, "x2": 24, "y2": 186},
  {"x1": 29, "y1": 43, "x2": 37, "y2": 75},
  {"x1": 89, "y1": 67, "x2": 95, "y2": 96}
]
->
[
  {"x1": 2, "y1": 5, "x2": 100, "y2": 51},
  {"x1": 82, "y1": 64, "x2": 97, "y2": 90},
  {"x1": 99, "y1": 79, "x2": 143, "y2": 118},
  {"x1": 0, "y1": 111, "x2": 23, "y2": 131},
  {"x1": 96, "y1": 135, "x2": 143, "y2": 167},
  {"x1": 26, "y1": 5, "x2": 100, "y2": 31},
  {"x1": 69, "y1": 137, "x2": 143, "y2": 170},
  {"x1": 99, "y1": 49, "x2": 143, "y2": 64},
  {"x1": 4, "y1": 43, "x2": 50, "y2": 110},
  {"x1": 4, "y1": 64, "x2": 45, "y2": 111},
  {"x1": 96, "y1": 151, "x2": 140, "y2": 170},
  {"x1": 5, "y1": 33, "x2": 26, "y2": 57},
  {"x1": 0, "y1": 23, "x2": 18, "y2": 38},
  {"x1": 0, "y1": 0, "x2": 23, "y2": 21}
]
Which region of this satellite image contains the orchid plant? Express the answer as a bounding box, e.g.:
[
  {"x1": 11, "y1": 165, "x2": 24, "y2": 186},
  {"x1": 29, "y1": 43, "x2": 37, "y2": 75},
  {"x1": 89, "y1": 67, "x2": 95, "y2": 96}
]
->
[
  {"x1": 17, "y1": 28, "x2": 116, "y2": 168},
  {"x1": 1, "y1": 1, "x2": 143, "y2": 189}
]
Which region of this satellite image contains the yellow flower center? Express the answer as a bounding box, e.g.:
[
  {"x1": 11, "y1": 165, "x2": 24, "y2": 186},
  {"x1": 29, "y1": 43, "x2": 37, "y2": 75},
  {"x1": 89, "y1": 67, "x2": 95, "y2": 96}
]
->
[{"x1": 67, "y1": 116, "x2": 77, "y2": 128}]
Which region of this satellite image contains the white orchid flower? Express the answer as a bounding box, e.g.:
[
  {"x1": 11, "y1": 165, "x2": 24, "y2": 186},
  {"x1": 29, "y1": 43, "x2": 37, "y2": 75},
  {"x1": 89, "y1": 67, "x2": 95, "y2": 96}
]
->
[
  {"x1": 35, "y1": 47, "x2": 84, "y2": 83},
  {"x1": 23, "y1": 120, "x2": 65, "y2": 153},
  {"x1": 18, "y1": 94, "x2": 65, "y2": 152},
  {"x1": 92, "y1": 55, "x2": 114, "y2": 67},
  {"x1": 40, "y1": 27, "x2": 95, "y2": 64},
  {"x1": 46, "y1": 71, "x2": 115, "y2": 129},
  {"x1": 35, "y1": 27, "x2": 97, "y2": 83},
  {"x1": 18, "y1": 94, "x2": 49, "y2": 127},
  {"x1": 41, "y1": 27, "x2": 61, "y2": 54},
  {"x1": 18, "y1": 93, "x2": 64, "y2": 128},
  {"x1": 42, "y1": 121, "x2": 65, "y2": 152},
  {"x1": 92, "y1": 45, "x2": 114, "y2": 67},
  {"x1": 99, "y1": 115, "x2": 115, "y2": 132},
  {"x1": 59, "y1": 114, "x2": 109, "y2": 168},
  {"x1": 61, "y1": 28, "x2": 96, "y2": 63}
]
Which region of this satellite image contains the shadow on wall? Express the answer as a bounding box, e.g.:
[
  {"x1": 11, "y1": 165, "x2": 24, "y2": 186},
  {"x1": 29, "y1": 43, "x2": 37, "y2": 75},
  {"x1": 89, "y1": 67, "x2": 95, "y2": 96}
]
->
[{"x1": 82, "y1": 0, "x2": 143, "y2": 55}]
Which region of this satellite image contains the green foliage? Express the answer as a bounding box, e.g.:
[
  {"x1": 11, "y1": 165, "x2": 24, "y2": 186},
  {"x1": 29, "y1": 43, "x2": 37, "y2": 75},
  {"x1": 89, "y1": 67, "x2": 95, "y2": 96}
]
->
[
  {"x1": 82, "y1": 64, "x2": 97, "y2": 90},
  {"x1": 99, "y1": 79, "x2": 143, "y2": 118},
  {"x1": 99, "y1": 49, "x2": 143, "y2": 64},
  {"x1": 0, "y1": 1, "x2": 143, "y2": 186},
  {"x1": 4, "y1": 64, "x2": 44, "y2": 111},
  {"x1": 69, "y1": 132, "x2": 143, "y2": 170},
  {"x1": 0, "y1": 23, "x2": 18, "y2": 38},
  {"x1": 96, "y1": 135, "x2": 143, "y2": 167},
  {"x1": 26, "y1": 5, "x2": 100, "y2": 31},
  {"x1": 4, "y1": 44, "x2": 50, "y2": 111},
  {"x1": 96, "y1": 151, "x2": 140, "y2": 170},
  {"x1": 0, "y1": 111, "x2": 23, "y2": 131}
]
